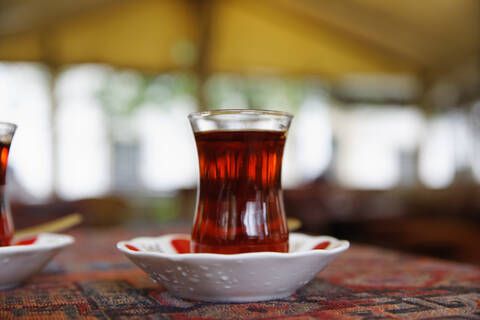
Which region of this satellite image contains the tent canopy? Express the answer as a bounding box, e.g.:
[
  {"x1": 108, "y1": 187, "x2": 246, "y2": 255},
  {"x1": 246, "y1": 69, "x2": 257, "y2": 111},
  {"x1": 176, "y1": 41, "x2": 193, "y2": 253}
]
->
[{"x1": 0, "y1": 0, "x2": 478, "y2": 87}]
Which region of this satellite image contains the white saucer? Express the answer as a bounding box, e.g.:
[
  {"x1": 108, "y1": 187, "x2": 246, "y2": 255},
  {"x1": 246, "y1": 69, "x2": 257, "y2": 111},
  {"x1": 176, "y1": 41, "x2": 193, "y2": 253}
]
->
[
  {"x1": 117, "y1": 233, "x2": 349, "y2": 302},
  {"x1": 0, "y1": 233, "x2": 74, "y2": 289}
]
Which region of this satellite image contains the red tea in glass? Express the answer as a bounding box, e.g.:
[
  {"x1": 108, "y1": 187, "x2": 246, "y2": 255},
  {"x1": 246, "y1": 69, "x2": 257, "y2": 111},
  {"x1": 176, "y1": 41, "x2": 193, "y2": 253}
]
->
[
  {"x1": 0, "y1": 122, "x2": 16, "y2": 246},
  {"x1": 188, "y1": 110, "x2": 292, "y2": 254}
]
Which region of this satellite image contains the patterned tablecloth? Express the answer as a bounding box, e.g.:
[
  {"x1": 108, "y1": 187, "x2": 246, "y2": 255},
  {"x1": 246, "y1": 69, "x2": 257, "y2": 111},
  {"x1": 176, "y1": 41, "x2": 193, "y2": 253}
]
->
[{"x1": 0, "y1": 225, "x2": 479, "y2": 319}]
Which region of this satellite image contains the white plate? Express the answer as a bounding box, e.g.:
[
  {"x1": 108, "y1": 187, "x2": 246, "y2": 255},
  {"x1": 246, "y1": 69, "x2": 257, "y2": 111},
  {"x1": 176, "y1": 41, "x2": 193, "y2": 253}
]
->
[
  {"x1": 117, "y1": 233, "x2": 349, "y2": 302},
  {"x1": 0, "y1": 233, "x2": 74, "y2": 289}
]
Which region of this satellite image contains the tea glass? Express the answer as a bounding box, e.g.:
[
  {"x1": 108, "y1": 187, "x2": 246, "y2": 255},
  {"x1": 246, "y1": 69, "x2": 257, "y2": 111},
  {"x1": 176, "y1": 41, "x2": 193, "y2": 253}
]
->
[
  {"x1": 0, "y1": 122, "x2": 16, "y2": 246},
  {"x1": 188, "y1": 109, "x2": 292, "y2": 254}
]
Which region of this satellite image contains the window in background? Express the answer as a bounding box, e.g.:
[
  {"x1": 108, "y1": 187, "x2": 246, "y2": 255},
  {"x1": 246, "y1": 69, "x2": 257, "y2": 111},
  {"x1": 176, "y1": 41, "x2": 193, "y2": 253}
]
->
[
  {"x1": 0, "y1": 63, "x2": 53, "y2": 201},
  {"x1": 418, "y1": 110, "x2": 471, "y2": 188},
  {"x1": 332, "y1": 105, "x2": 424, "y2": 189},
  {"x1": 99, "y1": 71, "x2": 198, "y2": 194},
  {"x1": 55, "y1": 65, "x2": 112, "y2": 199},
  {"x1": 471, "y1": 100, "x2": 480, "y2": 183},
  {"x1": 133, "y1": 75, "x2": 197, "y2": 192},
  {"x1": 58, "y1": 66, "x2": 199, "y2": 198},
  {"x1": 294, "y1": 94, "x2": 332, "y2": 182},
  {"x1": 448, "y1": 110, "x2": 472, "y2": 183}
]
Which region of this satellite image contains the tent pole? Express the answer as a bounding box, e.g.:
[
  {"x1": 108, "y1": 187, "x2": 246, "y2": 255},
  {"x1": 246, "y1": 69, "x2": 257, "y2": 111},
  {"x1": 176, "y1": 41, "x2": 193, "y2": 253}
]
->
[
  {"x1": 40, "y1": 29, "x2": 59, "y2": 200},
  {"x1": 47, "y1": 65, "x2": 59, "y2": 200},
  {"x1": 195, "y1": 0, "x2": 214, "y2": 111}
]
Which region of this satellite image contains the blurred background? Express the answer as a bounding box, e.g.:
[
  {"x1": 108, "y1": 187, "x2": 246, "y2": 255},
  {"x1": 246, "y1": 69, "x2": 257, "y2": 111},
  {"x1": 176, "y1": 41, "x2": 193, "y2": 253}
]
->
[{"x1": 0, "y1": 0, "x2": 479, "y2": 263}]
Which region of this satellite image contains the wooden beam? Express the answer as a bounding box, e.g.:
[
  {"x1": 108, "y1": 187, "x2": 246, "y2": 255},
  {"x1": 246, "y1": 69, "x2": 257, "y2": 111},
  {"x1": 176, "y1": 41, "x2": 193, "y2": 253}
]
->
[
  {"x1": 39, "y1": 27, "x2": 60, "y2": 198},
  {"x1": 0, "y1": 0, "x2": 125, "y2": 37},
  {"x1": 271, "y1": 0, "x2": 443, "y2": 70},
  {"x1": 195, "y1": 0, "x2": 214, "y2": 110}
]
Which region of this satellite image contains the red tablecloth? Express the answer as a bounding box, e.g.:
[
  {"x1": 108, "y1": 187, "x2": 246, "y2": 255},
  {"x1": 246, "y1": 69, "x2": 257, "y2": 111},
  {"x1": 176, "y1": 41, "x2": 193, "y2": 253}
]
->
[{"x1": 0, "y1": 225, "x2": 479, "y2": 319}]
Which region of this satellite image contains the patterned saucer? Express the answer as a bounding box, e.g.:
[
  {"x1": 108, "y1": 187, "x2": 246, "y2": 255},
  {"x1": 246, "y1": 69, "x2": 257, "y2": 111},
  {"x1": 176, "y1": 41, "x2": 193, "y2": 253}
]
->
[
  {"x1": 0, "y1": 233, "x2": 74, "y2": 289},
  {"x1": 117, "y1": 233, "x2": 349, "y2": 302}
]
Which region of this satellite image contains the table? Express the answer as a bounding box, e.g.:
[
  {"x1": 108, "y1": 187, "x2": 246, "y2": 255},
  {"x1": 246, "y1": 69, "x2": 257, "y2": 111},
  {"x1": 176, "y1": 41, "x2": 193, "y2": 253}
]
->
[{"x1": 0, "y1": 226, "x2": 479, "y2": 319}]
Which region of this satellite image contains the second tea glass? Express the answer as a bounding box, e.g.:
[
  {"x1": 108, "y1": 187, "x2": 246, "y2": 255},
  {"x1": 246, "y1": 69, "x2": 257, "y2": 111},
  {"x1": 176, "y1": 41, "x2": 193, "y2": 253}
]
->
[{"x1": 0, "y1": 122, "x2": 16, "y2": 246}]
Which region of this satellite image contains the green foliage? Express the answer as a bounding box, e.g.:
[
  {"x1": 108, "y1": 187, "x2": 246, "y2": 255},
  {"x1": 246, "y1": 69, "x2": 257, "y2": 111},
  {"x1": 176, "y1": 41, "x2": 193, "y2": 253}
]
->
[
  {"x1": 151, "y1": 196, "x2": 180, "y2": 222},
  {"x1": 205, "y1": 75, "x2": 327, "y2": 113},
  {"x1": 96, "y1": 69, "x2": 327, "y2": 115},
  {"x1": 97, "y1": 71, "x2": 196, "y2": 116}
]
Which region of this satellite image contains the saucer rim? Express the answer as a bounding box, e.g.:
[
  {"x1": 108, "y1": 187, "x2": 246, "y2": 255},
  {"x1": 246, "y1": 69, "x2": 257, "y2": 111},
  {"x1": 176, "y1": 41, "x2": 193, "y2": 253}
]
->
[
  {"x1": 0, "y1": 233, "x2": 74, "y2": 254},
  {"x1": 116, "y1": 233, "x2": 350, "y2": 259}
]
